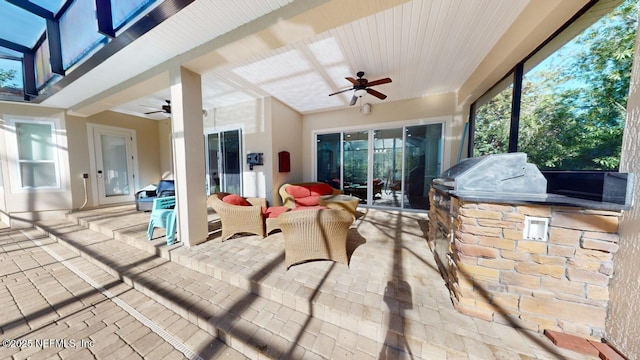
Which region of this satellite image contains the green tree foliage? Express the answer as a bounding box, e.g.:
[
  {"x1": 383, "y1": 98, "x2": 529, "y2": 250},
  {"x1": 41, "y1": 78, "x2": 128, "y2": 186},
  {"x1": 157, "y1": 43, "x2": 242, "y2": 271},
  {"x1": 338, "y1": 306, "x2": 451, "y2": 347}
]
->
[
  {"x1": 0, "y1": 68, "x2": 17, "y2": 87},
  {"x1": 475, "y1": 0, "x2": 638, "y2": 170},
  {"x1": 473, "y1": 86, "x2": 512, "y2": 156}
]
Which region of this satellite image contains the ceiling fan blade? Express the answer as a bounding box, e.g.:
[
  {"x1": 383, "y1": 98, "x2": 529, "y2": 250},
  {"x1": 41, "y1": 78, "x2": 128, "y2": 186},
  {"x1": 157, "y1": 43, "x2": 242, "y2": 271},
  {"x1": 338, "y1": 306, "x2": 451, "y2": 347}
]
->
[
  {"x1": 349, "y1": 95, "x2": 358, "y2": 106},
  {"x1": 367, "y1": 88, "x2": 387, "y2": 100},
  {"x1": 328, "y1": 88, "x2": 354, "y2": 96},
  {"x1": 144, "y1": 110, "x2": 164, "y2": 114},
  {"x1": 345, "y1": 77, "x2": 359, "y2": 86},
  {"x1": 366, "y1": 77, "x2": 392, "y2": 87}
]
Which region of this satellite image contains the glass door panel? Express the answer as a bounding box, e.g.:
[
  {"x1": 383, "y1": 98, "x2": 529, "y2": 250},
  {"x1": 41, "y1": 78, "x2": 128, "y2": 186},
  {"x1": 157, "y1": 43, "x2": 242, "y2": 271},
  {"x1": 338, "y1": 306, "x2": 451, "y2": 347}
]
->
[
  {"x1": 316, "y1": 133, "x2": 342, "y2": 189},
  {"x1": 404, "y1": 124, "x2": 442, "y2": 210},
  {"x1": 221, "y1": 130, "x2": 241, "y2": 194},
  {"x1": 101, "y1": 134, "x2": 130, "y2": 197},
  {"x1": 206, "y1": 133, "x2": 220, "y2": 194},
  {"x1": 372, "y1": 128, "x2": 403, "y2": 208},
  {"x1": 343, "y1": 131, "x2": 369, "y2": 204},
  {"x1": 206, "y1": 129, "x2": 242, "y2": 195}
]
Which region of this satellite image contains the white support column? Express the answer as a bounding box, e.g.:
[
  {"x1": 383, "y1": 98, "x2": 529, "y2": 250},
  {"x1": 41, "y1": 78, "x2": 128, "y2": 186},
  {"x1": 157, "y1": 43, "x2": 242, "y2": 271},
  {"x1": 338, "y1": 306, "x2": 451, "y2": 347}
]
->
[{"x1": 169, "y1": 66, "x2": 208, "y2": 247}]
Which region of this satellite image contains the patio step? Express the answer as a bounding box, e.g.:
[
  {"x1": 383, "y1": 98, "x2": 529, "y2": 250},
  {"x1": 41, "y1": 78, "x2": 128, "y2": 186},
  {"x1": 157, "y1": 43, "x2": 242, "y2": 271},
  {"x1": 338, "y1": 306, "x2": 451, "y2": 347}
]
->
[
  {"x1": 62, "y1": 205, "x2": 183, "y2": 260},
  {"x1": 44, "y1": 205, "x2": 603, "y2": 360},
  {"x1": 61, "y1": 207, "x2": 436, "y2": 356},
  {"x1": 33, "y1": 217, "x2": 390, "y2": 359}
]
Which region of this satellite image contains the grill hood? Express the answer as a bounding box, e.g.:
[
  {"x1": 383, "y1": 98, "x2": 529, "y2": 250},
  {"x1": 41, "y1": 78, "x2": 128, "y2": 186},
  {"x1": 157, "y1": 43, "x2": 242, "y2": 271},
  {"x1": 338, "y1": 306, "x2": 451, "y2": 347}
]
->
[{"x1": 434, "y1": 152, "x2": 547, "y2": 195}]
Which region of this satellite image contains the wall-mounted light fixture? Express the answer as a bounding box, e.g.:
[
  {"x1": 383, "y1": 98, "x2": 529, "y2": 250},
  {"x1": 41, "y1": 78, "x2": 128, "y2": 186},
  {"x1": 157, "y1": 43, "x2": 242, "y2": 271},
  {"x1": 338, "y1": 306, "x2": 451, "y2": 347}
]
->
[{"x1": 361, "y1": 103, "x2": 371, "y2": 115}]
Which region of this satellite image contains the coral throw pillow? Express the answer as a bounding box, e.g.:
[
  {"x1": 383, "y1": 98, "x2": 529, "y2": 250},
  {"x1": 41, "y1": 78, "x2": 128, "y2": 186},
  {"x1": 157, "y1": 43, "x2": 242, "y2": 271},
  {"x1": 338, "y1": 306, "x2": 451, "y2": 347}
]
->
[
  {"x1": 222, "y1": 194, "x2": 250, "y2": 206},
  {"x1": 262, "y1": 206, "x2": 289, "y2": 219},
  {"x1": 285, "y1": 185, "x2": 311, "y2": 198},
  {"x1": 309, "y1": 183, "x2": 333, "y2": 196},
  {"x1": 295, "y1": 196, "x2": 320, "y2": 207}
]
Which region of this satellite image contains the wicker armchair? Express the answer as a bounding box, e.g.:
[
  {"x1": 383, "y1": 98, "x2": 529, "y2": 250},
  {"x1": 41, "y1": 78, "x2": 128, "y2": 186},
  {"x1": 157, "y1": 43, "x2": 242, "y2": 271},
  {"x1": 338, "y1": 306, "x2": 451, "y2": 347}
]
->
[
  {"x1": 207, "y1": 193, "x2": 267, "y2": 241},
  {"x1": 278, "y1": 208, "x2": 354, "y2": 269}
]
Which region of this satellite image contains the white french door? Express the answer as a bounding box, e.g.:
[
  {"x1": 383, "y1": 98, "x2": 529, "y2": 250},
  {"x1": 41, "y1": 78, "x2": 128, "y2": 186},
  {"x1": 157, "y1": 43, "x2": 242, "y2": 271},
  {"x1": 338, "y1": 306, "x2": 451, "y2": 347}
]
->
[{"x1": 88, "y1": 124, "x2": 138, "y2": 205}]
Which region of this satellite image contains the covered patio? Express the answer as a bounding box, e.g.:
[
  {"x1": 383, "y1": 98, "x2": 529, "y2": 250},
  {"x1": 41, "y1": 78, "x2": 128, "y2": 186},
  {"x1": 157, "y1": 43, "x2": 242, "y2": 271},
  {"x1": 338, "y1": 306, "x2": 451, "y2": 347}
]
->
[{"x1": 28, "y1": 204, "x2": 599, "y2": 359}]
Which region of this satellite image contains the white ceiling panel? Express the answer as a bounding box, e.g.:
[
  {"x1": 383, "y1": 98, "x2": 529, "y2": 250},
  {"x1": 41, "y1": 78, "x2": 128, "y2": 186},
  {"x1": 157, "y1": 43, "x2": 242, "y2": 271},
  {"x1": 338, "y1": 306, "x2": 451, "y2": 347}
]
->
[{"x1": 93, "y1": 0, "x2": 532, "y2": 117}]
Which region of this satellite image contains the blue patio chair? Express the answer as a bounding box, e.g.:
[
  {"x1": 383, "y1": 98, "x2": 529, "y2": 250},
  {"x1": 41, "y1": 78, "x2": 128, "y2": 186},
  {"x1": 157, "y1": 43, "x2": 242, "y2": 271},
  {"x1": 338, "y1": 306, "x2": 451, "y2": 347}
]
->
[{"x1": 147, "y1": 196, "x2": 177, "y2": 245}]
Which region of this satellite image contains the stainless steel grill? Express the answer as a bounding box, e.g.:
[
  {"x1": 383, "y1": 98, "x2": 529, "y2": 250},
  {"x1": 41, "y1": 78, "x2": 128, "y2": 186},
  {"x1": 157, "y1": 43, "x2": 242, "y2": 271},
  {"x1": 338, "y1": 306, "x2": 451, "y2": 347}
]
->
[
  {"x1": 433, "y1": 152, "x2": 547, "y2": 195},
  {"x1": 429, "y1": 153, "x2": 547, "y2": 288}
]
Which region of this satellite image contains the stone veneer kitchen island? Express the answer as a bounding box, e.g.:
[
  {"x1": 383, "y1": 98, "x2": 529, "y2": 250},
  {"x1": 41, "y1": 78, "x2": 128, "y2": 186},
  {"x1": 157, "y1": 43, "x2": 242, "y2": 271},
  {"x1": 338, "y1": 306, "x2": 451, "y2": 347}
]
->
[{"x1": 428, "y1": 187, "x2": 627, "y2": 341}]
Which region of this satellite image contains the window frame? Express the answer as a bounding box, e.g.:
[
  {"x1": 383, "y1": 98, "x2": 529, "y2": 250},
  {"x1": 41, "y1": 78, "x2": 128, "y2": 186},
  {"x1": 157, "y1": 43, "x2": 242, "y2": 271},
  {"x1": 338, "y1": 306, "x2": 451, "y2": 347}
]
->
[
  {"x1": 5, "y1": 116, "x2": 62, "y2": 191},
  {"x1": 468, "y1": 0, "x2": 626, "y2": 166}
]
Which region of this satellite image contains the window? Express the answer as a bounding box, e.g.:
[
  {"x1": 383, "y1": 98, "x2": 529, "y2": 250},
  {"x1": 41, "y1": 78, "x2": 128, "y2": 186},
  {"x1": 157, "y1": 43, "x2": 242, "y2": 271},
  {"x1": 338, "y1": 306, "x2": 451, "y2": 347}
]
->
[
  {"x1": 473, "y1": 77, "x2": 513, "y2": 157},
  {"x1": 0, "y1": 56, "x2": 24, "y2": 98},
  {"x1": 34, "y1": 37, "x2": 54, "y2": 89},
  {"x1": 471, "y1": 0, "x2": 637, "y2": 170},
  {"x1": 112, "y1": 0, "x2": 158, "y2": 33},
  {"x1": 11, "y1": 119, "x2": 60, "y2": 189},
  {"x1": 60, "y1": 0, "x2": 108, "y2": 70},
  {"x1": 0, "y1": 0, "x2": 179, "y2": 101}
]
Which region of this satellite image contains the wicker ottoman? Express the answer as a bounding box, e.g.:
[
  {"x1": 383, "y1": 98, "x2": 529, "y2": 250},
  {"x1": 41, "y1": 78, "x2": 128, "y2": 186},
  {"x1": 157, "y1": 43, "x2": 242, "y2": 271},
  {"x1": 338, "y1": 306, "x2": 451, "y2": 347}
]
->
[{"x1": 278, "y1": 208, "x2": 354, "y2": 269}]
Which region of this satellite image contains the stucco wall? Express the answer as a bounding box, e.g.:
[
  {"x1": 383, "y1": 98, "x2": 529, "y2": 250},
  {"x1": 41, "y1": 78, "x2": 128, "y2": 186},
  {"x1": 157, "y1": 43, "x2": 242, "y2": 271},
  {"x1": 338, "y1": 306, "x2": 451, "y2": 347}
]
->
[
  {"x1": 301, "y1": 92, "x2": 459, "y2": 181},
  {"x1": 66, "y1": 111, "x2": 161, "y2": 209},
  {"x1": 606, "y1": 13, "x2": 640, "y2": 358},
  {"x1": 270, "y1": 98, "x2": 303, "y2": 206},
  {"x1": 0, "y1": 102, "x2": 71, "y2": 226},
  {"x1": 157, "y1": 118, "x2": 173, "y2": 177}
]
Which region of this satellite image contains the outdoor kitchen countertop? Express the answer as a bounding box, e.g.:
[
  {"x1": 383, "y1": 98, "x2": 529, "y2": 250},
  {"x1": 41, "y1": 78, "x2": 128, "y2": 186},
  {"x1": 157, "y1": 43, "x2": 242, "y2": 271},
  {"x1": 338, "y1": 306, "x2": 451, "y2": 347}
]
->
[{"x1": 434, "y1": 185, "x2": 631, "y2": 212}]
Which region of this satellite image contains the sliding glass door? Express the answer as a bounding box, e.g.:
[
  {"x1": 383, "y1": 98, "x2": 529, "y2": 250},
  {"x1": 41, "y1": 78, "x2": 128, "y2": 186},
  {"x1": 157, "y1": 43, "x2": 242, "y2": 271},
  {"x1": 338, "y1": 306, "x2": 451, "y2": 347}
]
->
[
  {"x1": 317, "y1": 133, "x2": 341, "y2": 188},
  {"x1": 404, "y1": 124, "x2": 442, "y2": 210},
  {"x1": 206, "y1": 129, "x2": 242, "y2": 194},
  {"x1": 343, "y1": 131, "x2": 369, "y2": 204},
  {"x1": 315, "y1": 123, "x2": 442, "y2": 210},
  {"x1": 373, "y1": 128, "x2": 403, "y2": 208}
]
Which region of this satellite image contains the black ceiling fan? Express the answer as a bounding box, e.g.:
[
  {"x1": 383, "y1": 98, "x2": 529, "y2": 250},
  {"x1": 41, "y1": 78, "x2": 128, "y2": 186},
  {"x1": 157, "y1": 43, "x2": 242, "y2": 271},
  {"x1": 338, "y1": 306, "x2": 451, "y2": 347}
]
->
[
  {"x1": 329, "y1": 71, "x2": 392, "y2": 106},
  {"x1": 144, "y1": 99, "x2": 171, "y2": 115}
]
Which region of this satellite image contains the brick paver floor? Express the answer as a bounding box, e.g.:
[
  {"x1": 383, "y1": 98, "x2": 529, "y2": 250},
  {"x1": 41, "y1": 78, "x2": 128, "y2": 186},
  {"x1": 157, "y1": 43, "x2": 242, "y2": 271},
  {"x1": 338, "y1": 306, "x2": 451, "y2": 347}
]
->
[
  {"x1": 0, "y1": 227, "x2": 246, "y2": 360},
  {"x1": 1, "y1": 205, "x2": 602, "y2": 359}
]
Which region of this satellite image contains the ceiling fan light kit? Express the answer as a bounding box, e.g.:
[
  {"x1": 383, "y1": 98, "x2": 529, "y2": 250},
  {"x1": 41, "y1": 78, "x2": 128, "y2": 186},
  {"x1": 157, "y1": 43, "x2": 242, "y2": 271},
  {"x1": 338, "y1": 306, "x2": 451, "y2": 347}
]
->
[
  {"x1": 328, "y1": 71, "x2": 392, "y2": 106},
  {"x1": 354, "y1": 89, "x2": 367, "y2": 98}
]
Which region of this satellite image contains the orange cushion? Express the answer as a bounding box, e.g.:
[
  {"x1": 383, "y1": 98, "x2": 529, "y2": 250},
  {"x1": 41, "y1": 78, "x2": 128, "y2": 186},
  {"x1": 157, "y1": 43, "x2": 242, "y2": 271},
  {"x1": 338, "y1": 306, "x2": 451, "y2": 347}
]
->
[
  {"x1": 222, "y1": 194, "x2": 250, "y2": 206},
  {"x1": 285, "y1": 185, "x2": 311, "y2": 198},
  {"x1": 262, "y1": 206, "x2": 289, "y2": 218},
  {"x1": 309, "y1": 183, "x2": 333, "y2": 196},
  {"x1": 295, "y1": 196, "x2": 320, "y2": 207}
]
